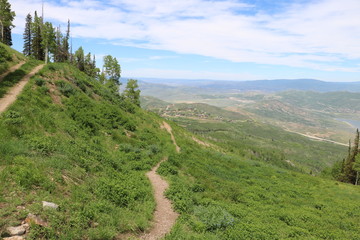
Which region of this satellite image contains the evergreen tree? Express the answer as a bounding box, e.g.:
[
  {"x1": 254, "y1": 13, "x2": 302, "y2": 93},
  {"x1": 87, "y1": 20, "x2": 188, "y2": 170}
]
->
[
  {"x1": 0, "y1": 0, "x2": 15, "y2": 46},
  {"x1": 42, "y1": 22, "x2": 56, "y2": 64},
  {"x1": 74, "y1": 47, "x2": 85, "y2": 71},
  {"x1": 31, "y1": 11, "x2": 44, "y2": 60},
  {"x1": 124, "y1": 79, "x2": 141, "y2": 106},
  {"x1": 54, "y1": 26, "x2": 62, "y2": 62},
  {"x1": 23, "y1": 13, "x2": 32, "y2": 56},
  {"x1": 84, "y1": 52, "x2": 98, "y2": 77},
  {"x1": 339, "y1": 129, "x2": 359, "y2": 184},
  {"x1": 62, "y1": 19, "x2": 70, "y2": 61}
]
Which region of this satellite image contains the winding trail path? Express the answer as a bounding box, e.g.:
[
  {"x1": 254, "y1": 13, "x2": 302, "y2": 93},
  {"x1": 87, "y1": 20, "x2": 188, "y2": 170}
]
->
[
  {"x1": 0, "y1": 61, "x2": 26, "y2": 82},
  {"x1": 0, "y1": 64, "x2": 44, "y2": 113},
  {"x1": 119, "y1": 121, "x2": 180, "y2": 240},
  {"x1": 140, "y1": 157, "x2": 179, "y2": 240},
  {"x1": 161, "y1": 121, "x2": 181, "y2": 153}
]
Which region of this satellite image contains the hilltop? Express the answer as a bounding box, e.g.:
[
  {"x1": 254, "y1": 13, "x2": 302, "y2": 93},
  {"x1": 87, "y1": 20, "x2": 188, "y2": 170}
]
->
[{"x1": 0, "y1": 45, "x2": 360, "y2": 239}]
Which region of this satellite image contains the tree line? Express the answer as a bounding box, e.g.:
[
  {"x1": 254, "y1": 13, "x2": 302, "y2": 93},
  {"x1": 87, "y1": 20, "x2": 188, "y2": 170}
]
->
[
  {"x1": 334, "y1": 129, "x2": 360, "y2": 185},
  {"x1": 0, "y1": 0, "x2": 140, "y2": 106}
]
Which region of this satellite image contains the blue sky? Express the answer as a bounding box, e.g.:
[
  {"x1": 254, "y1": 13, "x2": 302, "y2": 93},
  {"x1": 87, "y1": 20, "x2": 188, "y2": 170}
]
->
[{"x1": 10, "y1": 0, "x2": 360, "y2": 82}]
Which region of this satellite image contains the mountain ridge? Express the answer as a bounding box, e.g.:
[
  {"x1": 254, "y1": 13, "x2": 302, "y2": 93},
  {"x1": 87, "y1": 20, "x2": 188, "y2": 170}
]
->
[{"x1": 135, "y1": 77, "x2": 360, "y2": 92}]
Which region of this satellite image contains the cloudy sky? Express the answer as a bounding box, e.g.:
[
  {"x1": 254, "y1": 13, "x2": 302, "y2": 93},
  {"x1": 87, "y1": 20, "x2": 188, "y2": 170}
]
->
[{"x1": 10, "y1": 0, "x2": 360, "y2": 81}]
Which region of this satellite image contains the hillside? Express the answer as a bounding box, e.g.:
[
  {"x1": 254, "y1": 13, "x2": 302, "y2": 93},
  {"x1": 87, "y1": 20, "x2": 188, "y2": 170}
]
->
[
  {"x1": 0, "y1": 47, "x2": 360, "y2": 240},
  {"x1": 141, "y1": 97, "x2": 346, "y2": 173},
  {"x1": 0, "y1": 43, "x2": 26, "y2": 75},
  {"x1": 138, "y1": 78, "x2": 360, "y2": 93},
  {"x1": 139, "y1": 80, "x2": 359, "y2": 143}
]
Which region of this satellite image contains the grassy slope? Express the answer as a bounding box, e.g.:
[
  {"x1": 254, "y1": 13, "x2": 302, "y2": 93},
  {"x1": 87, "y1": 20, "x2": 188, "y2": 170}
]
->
[
  {"x1": 161, "y1": 138, "x2": 360, "y2": 240},
  {"x1": 175, "y1": 118, "x2": 346, "y2": 173},
  {"x1": 0, "y1": 59, "x2": 42, "y2": 97},
  {"x1": 0, "y1": 63, "x2": 177, "y2": 239},
  {"x1": 0, "y1": 42, "x2": 26, "y2": 74},
  {"x1": 0, "y1": 46, "x2": 358, "y2": 239},
  {"x1": 142, "y1": 97, "x2": 346, "y2": 173}
]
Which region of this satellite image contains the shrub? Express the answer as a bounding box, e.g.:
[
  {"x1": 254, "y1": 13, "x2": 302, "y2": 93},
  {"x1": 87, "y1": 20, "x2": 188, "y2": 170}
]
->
[
  {"x1": 56, "y1": 80, "x2": 76, "y2": 97},
  {"x1": 193, "y1": 205, "x2": 235, "y2": 231},
  {"x1": 27, "y1": 135, "x2": 56, "y2": 155},
  {"x1": 34, "y1": 77, "x2": 46, "y2": 86}
]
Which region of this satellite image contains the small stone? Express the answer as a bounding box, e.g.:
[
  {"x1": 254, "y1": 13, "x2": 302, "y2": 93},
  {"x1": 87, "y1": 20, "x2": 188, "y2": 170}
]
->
[
  {"x1": 6, "y1": 225, "x2": 26, "y2": 236},
  {"x1": 25, "y1": 213, "x2": 48, "y2": 227},
  {"x1": 21, "y1": 223, "x2": 29, "y2": 231},
  {"x1": 16, "y1": 206, "x2": 25, "y2": 210},
  {"x1": 42, "y1": 201, "x2": 59, "y2": 210},
  {"x1": 3, "y1": 236, "x2": 25, "y2": 240}
]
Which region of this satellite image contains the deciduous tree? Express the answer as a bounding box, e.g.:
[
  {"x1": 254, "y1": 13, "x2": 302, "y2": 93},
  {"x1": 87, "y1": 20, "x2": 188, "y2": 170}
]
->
[{"x1": 124, "y1": 79, "x2": 141, "y2": 106}]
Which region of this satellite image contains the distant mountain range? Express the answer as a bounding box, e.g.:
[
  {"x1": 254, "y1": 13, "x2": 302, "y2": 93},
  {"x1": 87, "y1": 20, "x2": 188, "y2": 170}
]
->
[{"x1": 132, "y1": 78, "x2": 360, "y2": 93}]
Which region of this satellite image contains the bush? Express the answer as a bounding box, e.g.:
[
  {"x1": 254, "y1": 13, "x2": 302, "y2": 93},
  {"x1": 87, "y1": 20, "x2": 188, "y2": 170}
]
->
[
  {"x1": 34, "y1": 77, "x2": 46, "y2": 86},
  {"x1": 27, "y1": 135, "x2": 56, "y2": 155},
  {"x1": 193, "y1": 205, "x2": 235, "y2": 231},
  {"x1": 56, "y1": 80, "x2": 76, "y2": 97}
]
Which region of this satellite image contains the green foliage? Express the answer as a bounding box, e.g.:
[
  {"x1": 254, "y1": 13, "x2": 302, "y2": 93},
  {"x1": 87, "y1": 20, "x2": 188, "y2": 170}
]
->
[
  {"x1": 124, "y1": 79, "x2": 141, "y2": 106},
  {"x1": 193, "y1": 205, "x2": 235, "y2": 231},
  {"x1": 0, "y1": 42, "x2": 25, "y2": 74},
  {"x1": 0, "y1": 59, "x2": 41, "y2": 98},
  {"x1": 34, "y1": 76, "x2": 45, "y2": 86},
  {"x1": 0, "y1": 62, "x2": 172, "y2": 238},
  {"x1": 0, "y1": 52, "x2": 359, "y2": 239},
  {"x1": 0, "y1": 0, "x2": 16, "y2": 46},
  {"x1": 56, "y1": 80, "x2": 76, "y2": 97}
]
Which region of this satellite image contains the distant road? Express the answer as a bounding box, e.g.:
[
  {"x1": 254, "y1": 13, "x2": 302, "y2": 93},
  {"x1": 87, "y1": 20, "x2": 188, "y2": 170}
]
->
[{"x1": 286, "y1": 130, "x2": 348, "y2": 147}]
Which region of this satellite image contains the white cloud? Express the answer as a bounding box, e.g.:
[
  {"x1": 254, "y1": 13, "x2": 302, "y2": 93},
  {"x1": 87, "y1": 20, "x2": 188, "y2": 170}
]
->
[{"x1": 10, "y1": 0, "x2": 360, "y2": 72}]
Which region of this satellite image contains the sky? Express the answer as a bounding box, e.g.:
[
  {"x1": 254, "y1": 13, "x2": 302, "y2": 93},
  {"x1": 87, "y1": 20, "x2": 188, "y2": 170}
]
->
[{"x1": 9, "y1": 0, "x2": 360, "y2": 82}]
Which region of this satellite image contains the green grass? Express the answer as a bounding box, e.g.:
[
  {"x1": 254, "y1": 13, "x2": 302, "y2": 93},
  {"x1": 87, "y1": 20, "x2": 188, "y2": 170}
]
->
[
  {"x1": 0, "y1": 63, "x2": 177, "y2": 239},
  {"x1": 0, "y1": 42, "x2": 26, "y2": 75},
  {"x1": 0, "y1": 60, "x2": 42, "y2": 98},
  {"x1": 159, "y1": 142, "x2": 360, "y2": 239},
  {"x1": 0, "y1": 46, "x2": 359, "y2": 239}
]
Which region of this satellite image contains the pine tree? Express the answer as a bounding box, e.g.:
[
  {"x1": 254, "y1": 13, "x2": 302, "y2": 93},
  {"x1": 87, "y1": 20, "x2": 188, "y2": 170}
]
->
[
  {"x1": 74, "y1": 47, "x2": 85, "y2": 71},
  {"x1": 42, "y1": 22, "x2": 56, "y2": 64},
  {"x1": 31, "y1": 11, "x2": 44, "y2": 60},
  {"x1": 54, "y1": 26, "x2": 62, "y2": 62},
  {"x1": 0, "y1": 0, "x2": 15, "y2": 46},
  {"x1": 23, "y1": 13, "x2": 32, "y2": 56},
  {"x1": 62, "y1": 19, "x2": 70, "y2": 61},
  {"x1": 124, "y1": 79, "x2": 141, "y2": 106},
  {"x1": 340, "y1": 129, "x2": 359, "y2": 184}
]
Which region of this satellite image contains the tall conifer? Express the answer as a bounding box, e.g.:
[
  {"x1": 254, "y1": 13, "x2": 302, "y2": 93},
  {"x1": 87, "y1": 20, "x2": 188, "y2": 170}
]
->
[
  {"x1": 23, "y1": 13, "x2": 32, "y2": 56},
  {"x1": 31, "y1": 11, "x2": 44, "y2": 60}
]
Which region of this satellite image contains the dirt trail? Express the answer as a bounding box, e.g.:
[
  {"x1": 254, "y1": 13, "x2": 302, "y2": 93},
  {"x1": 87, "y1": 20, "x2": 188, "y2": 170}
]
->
[
  {"x1": 286, "y1": 129, "x2": 348, "y2": 147},
  {"x1": 0, "y1": 61, "x2": 26, "y2": 82},
  {"x1": 140, "y1": 158, "x2": 179, "y2": 240},
  {"x1": 161, "y1": 121, "x2": 180, "y2": 153},
  {"x1": 0, "y1": 64, "x2": 44, "y2": 113}
]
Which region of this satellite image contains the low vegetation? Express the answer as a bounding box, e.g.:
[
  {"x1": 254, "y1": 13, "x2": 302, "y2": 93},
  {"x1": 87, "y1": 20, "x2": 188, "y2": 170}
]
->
[
  {"x1": 0, "y1": 59, "x2": 41, "y2": 97},
  {"x1": 0, "y1": 45, "x2": 359, "y2": 239},
  {"x1": 0, "y1": 62, "x2": 176, "y2": 239}
]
